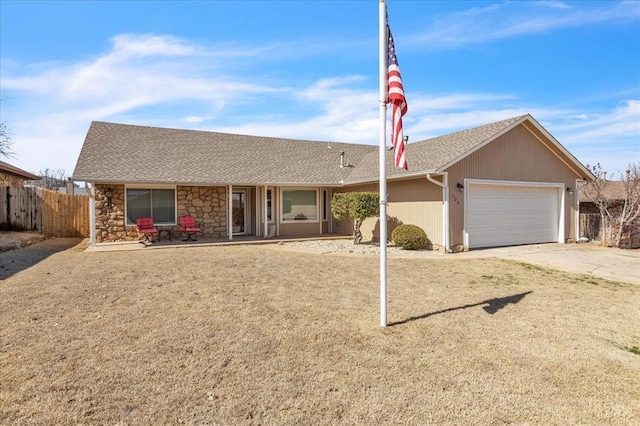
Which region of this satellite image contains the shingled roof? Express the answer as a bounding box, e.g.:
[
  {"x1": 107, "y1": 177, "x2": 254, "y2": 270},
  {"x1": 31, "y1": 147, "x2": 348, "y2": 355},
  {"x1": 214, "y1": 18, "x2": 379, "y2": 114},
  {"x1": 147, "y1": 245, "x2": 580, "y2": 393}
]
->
[
  {"x1": 0, "y1": 160, "x2": 40, "y2": 181},
  {"x1": 72, "y1": 114, "x2": 591, "y2": 186},
  {"x1": 344, "y1": 115, "x2": 528, "y2": 183},
  {"x1": 72, "y1": 122, "x2": 377, "y2": 186}
]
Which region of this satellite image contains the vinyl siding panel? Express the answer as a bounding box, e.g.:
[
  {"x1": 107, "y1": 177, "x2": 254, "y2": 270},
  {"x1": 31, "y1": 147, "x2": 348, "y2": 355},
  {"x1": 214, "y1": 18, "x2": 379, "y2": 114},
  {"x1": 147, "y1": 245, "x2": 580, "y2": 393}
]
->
[{"x1": 447, "y1": 124, "x2": 582, "y2": 249}]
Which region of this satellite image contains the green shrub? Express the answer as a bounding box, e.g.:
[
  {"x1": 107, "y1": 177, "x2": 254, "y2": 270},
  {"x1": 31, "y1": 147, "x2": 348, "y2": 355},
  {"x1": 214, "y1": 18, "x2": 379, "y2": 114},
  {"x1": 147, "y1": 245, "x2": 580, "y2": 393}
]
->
[
  {"x1": 391, "y1": 224, "x2": 428, "y2": 250},
  {"x1": 331, "y1": 192, "x2": 379, "y2": 245}
]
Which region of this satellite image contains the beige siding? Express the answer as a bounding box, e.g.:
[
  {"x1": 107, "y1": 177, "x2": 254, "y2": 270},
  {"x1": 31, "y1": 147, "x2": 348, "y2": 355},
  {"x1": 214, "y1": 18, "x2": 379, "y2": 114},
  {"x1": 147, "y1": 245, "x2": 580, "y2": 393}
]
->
[
  {"x1": 447, "y1": 124, "x2": 582, "y2": 249},
  {"x1": 279, "y1": 222, "x2": 322, "y2": 236},
  {"x1": 336, "y1": 178, "x2": 444, "y2": 248},
  {"x1": 0, "y1": 172, "x2": 26, "y2": 187}
]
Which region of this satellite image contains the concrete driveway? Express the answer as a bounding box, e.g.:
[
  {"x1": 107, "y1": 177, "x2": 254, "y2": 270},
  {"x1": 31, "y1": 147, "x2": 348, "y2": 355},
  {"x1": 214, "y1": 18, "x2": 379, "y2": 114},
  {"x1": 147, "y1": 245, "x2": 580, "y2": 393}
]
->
[{"x1": 460, "y1": 243, "x2": 640, "y2": 285}]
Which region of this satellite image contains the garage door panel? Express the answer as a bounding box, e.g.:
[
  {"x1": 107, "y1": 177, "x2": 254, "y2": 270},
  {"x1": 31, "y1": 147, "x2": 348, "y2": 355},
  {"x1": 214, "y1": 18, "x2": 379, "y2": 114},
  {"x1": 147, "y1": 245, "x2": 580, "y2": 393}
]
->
[{"x1": 467, "y1": 183, "x2": 560, "y2": 249}]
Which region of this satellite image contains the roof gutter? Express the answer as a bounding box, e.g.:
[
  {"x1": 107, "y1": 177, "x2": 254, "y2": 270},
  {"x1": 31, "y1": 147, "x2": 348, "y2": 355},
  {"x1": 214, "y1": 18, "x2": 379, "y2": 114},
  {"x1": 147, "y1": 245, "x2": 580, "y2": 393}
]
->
[
  {"x1": 427, "y1": 172, "x2": 450, "y2": 253},
  {"x1": 71, "y1": 178, "x2": 345, "y2": 188},
  {"x1": 343, "y1": 169, "x2": 439, "y2": 187}
]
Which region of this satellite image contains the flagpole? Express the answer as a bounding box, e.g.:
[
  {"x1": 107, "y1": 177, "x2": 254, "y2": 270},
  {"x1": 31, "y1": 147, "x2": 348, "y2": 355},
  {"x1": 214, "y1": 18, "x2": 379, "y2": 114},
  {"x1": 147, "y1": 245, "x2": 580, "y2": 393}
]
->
[{"x1": 379, "y1": 0, "x2": 388, "y2": 327}]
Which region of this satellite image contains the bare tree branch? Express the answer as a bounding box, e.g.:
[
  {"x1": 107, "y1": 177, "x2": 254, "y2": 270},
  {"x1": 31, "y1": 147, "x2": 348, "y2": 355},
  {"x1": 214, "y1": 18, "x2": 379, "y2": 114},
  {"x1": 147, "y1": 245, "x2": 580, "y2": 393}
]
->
[
  {"x1": 584, "y1": 162, "x2": 640, "y2": 247},
  {"x1": 25, "y1": 168, "x2": 69, "y2": 190},
  {"x1": 0, "y1": 99, "x2": 16, "y2": 159}
]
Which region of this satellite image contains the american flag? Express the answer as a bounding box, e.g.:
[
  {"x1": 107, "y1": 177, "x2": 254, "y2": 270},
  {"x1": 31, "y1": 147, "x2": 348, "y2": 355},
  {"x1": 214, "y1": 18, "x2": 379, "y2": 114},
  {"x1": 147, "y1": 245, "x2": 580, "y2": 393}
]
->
[{"x1": 387, "y1": 25, "x2": 408, "y2": 170}]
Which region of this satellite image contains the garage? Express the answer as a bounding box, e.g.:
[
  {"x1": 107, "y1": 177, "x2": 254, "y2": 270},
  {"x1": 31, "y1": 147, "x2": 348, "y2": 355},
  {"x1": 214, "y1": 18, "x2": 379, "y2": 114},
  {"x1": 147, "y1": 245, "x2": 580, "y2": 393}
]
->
[{"x1": 465, "y1": 181, "x2": 563, "y2": 249}]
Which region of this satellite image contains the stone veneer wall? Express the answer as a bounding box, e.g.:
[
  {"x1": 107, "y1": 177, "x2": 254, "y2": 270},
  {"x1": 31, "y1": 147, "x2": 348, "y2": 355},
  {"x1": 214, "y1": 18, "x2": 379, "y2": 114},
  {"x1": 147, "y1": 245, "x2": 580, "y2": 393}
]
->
[
  {"x1": 177, "y1": 186, "x2": 227, "y2": 238},
  {"x1": 0, "y1": 172, "x2": 26, "y2": 187},
  {"x1": 94, "y1": 184, "x2": 227, "y2": 243}
]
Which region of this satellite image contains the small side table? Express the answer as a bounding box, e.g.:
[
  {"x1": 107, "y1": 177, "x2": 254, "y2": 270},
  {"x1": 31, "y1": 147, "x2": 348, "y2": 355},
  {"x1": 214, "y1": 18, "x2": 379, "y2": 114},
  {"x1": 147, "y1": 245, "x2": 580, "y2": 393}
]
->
[{"x1": 157, "y1": 226, "x2": 173, "y2": 241}]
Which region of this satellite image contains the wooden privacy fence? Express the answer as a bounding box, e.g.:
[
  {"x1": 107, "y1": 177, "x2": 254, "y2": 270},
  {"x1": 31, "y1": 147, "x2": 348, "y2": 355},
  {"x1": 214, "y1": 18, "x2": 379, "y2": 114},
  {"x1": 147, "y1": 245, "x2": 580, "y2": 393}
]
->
[
  {"x1": 579, "y1": 213, "x2": 601, "y2": 241},
  {"x1": 1, "y1": 186, "x2": 90, "y2": 237},
  {"x1": 0, "y1": 186, "x2": 41, "y2": 232}
]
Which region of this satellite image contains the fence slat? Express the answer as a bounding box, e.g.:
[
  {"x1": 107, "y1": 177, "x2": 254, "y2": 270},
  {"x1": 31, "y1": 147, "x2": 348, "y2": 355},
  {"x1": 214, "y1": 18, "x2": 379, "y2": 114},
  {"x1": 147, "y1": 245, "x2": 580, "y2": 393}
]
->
[{"x1": 0, "y1": 186, "x2": 8, "y2": 226}]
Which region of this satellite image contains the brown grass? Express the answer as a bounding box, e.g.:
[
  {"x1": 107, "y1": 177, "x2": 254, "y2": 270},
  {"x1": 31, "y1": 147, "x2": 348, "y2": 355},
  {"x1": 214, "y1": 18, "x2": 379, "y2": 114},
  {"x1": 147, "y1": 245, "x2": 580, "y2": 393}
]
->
[{"x1": 1, "y1": 239, "x2": 639, "y2": 424}]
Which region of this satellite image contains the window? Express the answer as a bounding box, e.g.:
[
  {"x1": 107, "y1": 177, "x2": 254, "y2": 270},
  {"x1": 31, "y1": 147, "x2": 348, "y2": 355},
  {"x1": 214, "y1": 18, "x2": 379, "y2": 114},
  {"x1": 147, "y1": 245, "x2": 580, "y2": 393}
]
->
[
  {"x1": 267, "y1": 189, "x2": 273, "y2": 222},
  {"x1": 281, "y1": 189, "x2": 318, "y2": 221},
  {"x1": 126, "y1": 188, "x2": 176, "y2": 225}
]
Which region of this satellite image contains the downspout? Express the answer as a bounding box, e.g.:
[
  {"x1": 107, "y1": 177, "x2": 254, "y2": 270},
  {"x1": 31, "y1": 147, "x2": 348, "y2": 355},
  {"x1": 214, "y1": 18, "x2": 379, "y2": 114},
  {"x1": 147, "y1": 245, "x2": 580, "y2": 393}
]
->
[
  {"x1": 427, "y1": 172, "x2": 450, "y2": 253},
  {"x1": 89, "y1": 182, "x2": 96, "y2": 247}
]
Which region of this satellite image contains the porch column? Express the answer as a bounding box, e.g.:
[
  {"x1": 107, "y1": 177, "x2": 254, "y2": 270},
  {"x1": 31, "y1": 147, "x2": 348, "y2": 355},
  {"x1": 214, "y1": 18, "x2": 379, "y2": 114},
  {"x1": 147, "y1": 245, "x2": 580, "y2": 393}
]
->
[
  {"x1": 275, "y1": 187, "x2": 280, "y2": 237},
  {"x1": 426, "y1": 173, "x2": 450, "y2": 252},
  {"x1": 328, "y1": 188, "x2": 333, "y2": 233},
  {"x1": 228, "y1": 184, "x2": 233, "y2": 240},
  {"x1": 319, "y1": 188, "x2": 323, "y2": 235},
  {"x1": 264, "y1": 185, "x2": 268, "y2": 238},
  {"x1": 89, "y1": 182, "x2": 96, "y2": 247}
]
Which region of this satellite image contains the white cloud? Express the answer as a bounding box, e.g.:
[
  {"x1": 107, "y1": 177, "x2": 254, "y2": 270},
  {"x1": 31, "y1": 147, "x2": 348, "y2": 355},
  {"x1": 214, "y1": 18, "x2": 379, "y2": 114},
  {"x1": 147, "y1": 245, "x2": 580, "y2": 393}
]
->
[
  {"x1": 8, "y1": 44, "x2": 273, "y2": 113},
  {"x1": 183, "y1": 116, "x2": 209, "y2": 124},
  {"x1": 533, "y1": 1, "x2": 572, "y2": 10},
  {"x1": 109, "y1": 34, "x2": 199, "y2": 58},
  {"x1": 549, "y1": 100, "x2": 640, "y2": 141},
  {"x1": 410, "y1": 1, "x2": 640, "y2": 48},
  {"x1": 532, "y1": 100, "x2": 640, "y2": 172}
]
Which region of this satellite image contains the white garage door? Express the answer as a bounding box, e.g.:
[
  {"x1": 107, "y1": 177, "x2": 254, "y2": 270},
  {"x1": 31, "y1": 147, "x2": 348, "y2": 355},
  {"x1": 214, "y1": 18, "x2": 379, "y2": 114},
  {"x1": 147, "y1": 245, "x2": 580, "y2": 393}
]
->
[{"x1": 466, "y1": 182, "x2": 561, "y2": 249}]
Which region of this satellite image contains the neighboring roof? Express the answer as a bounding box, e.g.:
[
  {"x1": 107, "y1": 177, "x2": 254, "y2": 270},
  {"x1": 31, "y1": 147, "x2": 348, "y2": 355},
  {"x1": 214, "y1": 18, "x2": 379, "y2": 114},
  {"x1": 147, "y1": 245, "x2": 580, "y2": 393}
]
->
[
  {"x1": 0, "y1": 160, "x2": 40, "y2": 181},
  {"x1": 579, "y1": 181, "x2": 630, "y2": 202},
  {"x1": 72, "y1": 114, "x2": 595, "y2": 186}
]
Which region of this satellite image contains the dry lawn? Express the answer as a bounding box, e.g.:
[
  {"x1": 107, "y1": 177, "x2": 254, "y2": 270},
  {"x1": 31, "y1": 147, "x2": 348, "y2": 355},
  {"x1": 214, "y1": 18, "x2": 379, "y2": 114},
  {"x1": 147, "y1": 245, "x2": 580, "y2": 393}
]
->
[{"x1": 1, "y1": 239, "x2": 639, "y2": 425}]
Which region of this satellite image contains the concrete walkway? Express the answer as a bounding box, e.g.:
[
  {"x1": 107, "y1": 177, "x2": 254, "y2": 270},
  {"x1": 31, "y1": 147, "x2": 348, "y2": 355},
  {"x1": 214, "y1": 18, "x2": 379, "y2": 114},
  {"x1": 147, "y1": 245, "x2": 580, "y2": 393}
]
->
[{"x1": 459, "y1": 243, "x2": 640, "y2": 285}]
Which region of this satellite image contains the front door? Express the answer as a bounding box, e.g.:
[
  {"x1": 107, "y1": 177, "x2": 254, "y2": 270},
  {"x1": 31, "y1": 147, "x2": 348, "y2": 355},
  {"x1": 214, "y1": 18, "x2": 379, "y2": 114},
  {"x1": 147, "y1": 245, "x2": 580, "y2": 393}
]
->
[{"x1": 232, "y1": 191, "x2": 246, "y2": 234}]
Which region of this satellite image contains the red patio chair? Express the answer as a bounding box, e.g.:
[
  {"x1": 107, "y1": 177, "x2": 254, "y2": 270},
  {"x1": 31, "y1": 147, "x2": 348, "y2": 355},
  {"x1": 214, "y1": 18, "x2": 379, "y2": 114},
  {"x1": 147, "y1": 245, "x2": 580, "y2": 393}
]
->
[
  {"x1": 179, "y1": 215, "x2": 201, "y2": 241},
  {"x1": 136, "y1": 217, "x2": 158, "y2": 244}
]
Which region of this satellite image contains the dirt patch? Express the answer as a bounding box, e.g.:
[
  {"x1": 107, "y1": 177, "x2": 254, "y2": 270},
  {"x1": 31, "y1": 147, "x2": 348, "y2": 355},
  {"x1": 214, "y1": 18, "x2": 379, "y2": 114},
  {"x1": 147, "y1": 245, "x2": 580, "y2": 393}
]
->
[
  {"x1": 0, "y1": 231, "x2": 48, "y2": 252},
  {"x1": 1, "y1": 239, "x2": 638, "y2": 424}
]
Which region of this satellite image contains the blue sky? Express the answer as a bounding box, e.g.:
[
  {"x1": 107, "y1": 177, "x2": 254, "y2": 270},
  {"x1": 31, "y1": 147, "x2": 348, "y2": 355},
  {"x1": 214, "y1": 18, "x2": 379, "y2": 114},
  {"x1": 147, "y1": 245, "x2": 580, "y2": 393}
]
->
[{"x1": 1, "y1": 0, "x2": 639, "y2": 177}]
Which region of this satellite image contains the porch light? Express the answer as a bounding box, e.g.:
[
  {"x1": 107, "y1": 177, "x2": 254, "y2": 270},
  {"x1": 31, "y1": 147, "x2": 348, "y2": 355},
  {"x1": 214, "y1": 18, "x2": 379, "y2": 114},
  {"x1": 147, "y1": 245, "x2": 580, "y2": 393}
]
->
[
  {"x1": 456, "y1": 182, "x2": 464, "y2": 192},
  {"x1": 566, "y1": 187, "x2": 574, "y2": 195},
  {"x1": 105, "y1": 187, "x2": 114, "y2": 210}
]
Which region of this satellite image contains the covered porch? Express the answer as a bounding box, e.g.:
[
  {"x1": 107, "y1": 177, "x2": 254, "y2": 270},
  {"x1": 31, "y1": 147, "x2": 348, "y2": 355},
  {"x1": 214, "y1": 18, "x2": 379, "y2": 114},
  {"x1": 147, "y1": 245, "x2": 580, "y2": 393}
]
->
[{"x1": 88, "y1": 183, "x2": 337, "y2": 244}]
